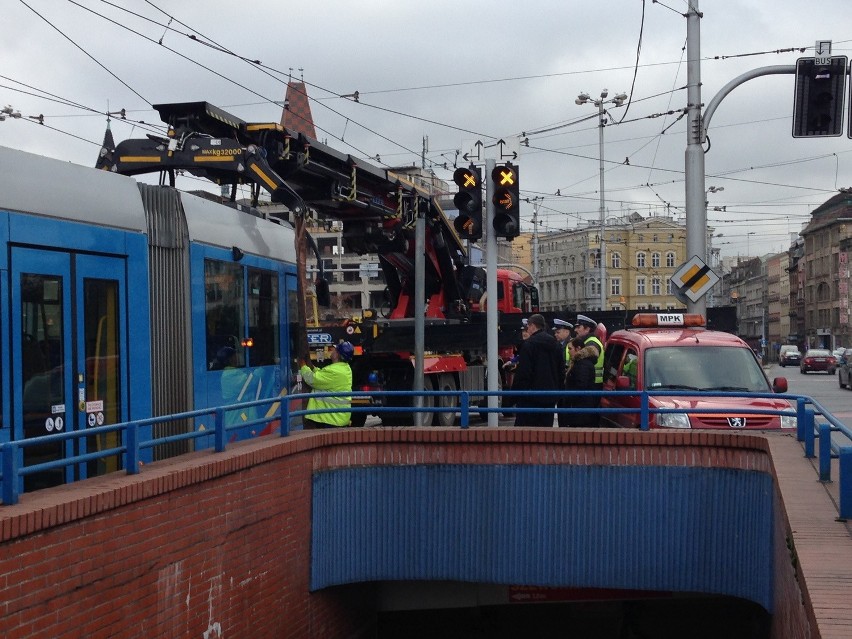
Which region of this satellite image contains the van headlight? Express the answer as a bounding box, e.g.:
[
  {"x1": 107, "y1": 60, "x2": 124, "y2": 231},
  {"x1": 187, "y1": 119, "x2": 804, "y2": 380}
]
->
[
  {"x1": 657, "y1": 412, "x2": 691, "y2": 429},
  {"x1": 780, "y1": 414, "x2": 797, "y2": 429}
]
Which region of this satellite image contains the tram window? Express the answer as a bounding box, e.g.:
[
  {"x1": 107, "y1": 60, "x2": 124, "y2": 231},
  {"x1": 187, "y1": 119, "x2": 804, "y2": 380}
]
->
[
  {"x1": 205, "y1": 260, "x2": 245, "y2": 370},
  {"x1": 248, "y1": 268, "x2": 279, "y2": 367}
]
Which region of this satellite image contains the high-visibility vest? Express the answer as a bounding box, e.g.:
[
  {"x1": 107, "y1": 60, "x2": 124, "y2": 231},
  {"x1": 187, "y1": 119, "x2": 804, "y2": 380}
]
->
[
  {"x1": 299, "y1": 361, "x2": 353, "y2": 427},
  {"x1": 584, "y1": 335, "x2": 604, "y2": 384}
]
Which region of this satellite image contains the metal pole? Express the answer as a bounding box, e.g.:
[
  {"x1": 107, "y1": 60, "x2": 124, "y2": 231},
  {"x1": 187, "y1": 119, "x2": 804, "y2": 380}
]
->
[
  {"x1": 485, "y1": 159, "x2": 499, "y2": 427},
  {"x1": 684, "y1": 0, "x2": 706, "y2": 316},
  {"x1": 597, "y1": 99, "x2": 607, "y2": 310},
  {"x1": 532, "y1": 199, "x2": 540, "y2": 288},
  {"x1": 413, "y1": 198, "x2": 425, "y2": 426}
]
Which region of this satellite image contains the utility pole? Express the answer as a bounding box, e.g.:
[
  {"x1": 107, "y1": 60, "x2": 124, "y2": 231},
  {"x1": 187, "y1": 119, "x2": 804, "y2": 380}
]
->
[{"x1": 684, "y1": 1, "x2": 707, "y2": 316}]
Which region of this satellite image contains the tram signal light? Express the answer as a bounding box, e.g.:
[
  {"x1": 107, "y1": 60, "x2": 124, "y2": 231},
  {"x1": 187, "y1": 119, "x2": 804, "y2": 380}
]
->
[
  {"x1": 491, "y1": 164, "x2": 520, "y2": 240},
  {"x1": 452, "y1": 166, "x2": 483, "y2": 240},
  {"x1": 792, "y1": 56, "x2": 847, "y2": 138}
]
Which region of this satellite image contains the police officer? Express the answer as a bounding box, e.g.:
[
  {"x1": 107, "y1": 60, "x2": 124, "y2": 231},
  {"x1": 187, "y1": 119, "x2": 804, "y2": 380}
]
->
[
  {"x1": 553, "y1": 318, "x2": 574, "y2": 364},
  {"x1": 574, "y1": 314, "x2": 604, "y2": 390},
  {"x1": 553, "y1": 318, "x2": 574, "y2": 427},
  {"x1": 299, "y1": 341, "x2": 354, "y2": 429}
]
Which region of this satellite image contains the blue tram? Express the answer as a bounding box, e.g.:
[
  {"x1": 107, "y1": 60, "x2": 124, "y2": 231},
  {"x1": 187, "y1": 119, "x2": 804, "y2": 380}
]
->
[{"x1": 0, "y1": 146, "x2": 299, "y2": 490}]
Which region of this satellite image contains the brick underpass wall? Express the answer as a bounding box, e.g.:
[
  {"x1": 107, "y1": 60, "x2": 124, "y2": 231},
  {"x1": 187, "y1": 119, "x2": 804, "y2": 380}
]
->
[
  {"x1": 0, "y1": 427, "x2": 814, "y2": 638},
  {"x1": 0, "y1": 436, "x2": 374, "y2": 639}
]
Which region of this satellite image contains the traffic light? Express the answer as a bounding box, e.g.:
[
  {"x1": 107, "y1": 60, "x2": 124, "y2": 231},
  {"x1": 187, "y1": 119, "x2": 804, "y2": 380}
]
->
[
  {"x1": 792, "y1": 56, "x2": 847, "y2": 138},
  {"x1": 452, "y1": 166, "x2": 482, "y2": 240},
  {"x1": 491, "y1": 163, "x2": 520, "y2": 240}
]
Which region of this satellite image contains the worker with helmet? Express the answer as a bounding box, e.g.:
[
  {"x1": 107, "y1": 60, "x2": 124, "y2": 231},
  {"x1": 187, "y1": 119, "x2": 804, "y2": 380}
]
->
[
  {"x1": 574, "y1": 314, "x2": 604, "y2": 388},
  {"x1": 299, "y1": 341, "x2": 354, "y2": 429}
]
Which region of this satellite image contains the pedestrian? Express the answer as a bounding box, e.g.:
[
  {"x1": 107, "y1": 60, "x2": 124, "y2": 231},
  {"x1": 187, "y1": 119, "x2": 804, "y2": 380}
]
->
[
  {"x1": 553, "y1": 318, "x2": 575, "y2": 427},
  {"x1": 563, "y1": 336, "x2": 599, "y2": 426},
  {"x1": 510, "y1": 313, "x2": 564, "y2": 427},
  {"x1": 574, "y1": 314, "x2": 605, "y2": 390},
  {"x1": 298, "y1": 341, "x2": 354, "y2": 429}
]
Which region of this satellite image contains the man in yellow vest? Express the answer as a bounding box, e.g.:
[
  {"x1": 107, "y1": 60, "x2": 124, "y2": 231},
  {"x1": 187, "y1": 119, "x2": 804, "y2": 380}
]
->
[
  {"x1": 299, "y1": 341, "x2": 354, "y2": 429},
  {"x1": 574, "y1": 314, "x2": 604, "y2": 389}
]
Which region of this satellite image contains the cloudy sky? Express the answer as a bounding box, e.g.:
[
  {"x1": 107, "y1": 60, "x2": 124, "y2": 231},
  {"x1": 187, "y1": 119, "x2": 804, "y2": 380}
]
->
[{"x1": 2, "y1": 1, "x2": 851, "y2": 259}]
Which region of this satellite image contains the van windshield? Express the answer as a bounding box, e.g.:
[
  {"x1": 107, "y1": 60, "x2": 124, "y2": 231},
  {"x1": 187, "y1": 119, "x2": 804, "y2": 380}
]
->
[{"x1": 644, "y1": 346, "x2": 770, "y2": 392}]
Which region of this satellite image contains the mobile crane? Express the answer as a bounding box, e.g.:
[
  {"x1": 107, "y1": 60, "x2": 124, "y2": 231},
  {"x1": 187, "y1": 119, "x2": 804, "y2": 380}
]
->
[{"x1": 102, "y1": 101, "x2": 538, "y2": 425}]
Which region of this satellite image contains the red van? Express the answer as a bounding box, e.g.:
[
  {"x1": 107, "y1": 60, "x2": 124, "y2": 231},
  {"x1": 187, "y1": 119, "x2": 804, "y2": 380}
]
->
[{"x1": 600, "y1": 313, "x2": 795, "y2": 430}]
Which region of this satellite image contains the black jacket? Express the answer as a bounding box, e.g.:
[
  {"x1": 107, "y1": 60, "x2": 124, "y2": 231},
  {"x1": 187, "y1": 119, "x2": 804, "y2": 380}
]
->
[
  {"x1": 564, "y1": 345, "x2": 599, "y2": 425},
  {"x1": 510, "y1": 329, "x2": 565, "y2": 407}
]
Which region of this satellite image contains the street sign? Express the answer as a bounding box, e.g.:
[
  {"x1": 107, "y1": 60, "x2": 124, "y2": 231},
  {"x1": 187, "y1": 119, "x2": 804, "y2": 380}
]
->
[
  {"x1": 460, "y1": 139, "x2": 484, "y2": 163},
  {"x1": 485, "y1": 136, "x2": 521, "y2": 162},
  {"x1": 815, "y1": 40, "x2": 832, "y2": 66},
  {"x1": 671, "y1": 256, "x2": 719, "y2": 303}
]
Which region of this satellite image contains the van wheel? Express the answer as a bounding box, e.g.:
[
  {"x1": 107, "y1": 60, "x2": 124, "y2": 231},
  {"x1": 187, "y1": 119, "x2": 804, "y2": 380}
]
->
[{"x1": 435, "y1": 374, "x2": 458, "y2": 427}]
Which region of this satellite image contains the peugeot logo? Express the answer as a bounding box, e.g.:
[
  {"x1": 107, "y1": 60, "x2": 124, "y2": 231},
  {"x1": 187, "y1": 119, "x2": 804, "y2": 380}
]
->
[{"x1": 728, "y1": 417, "x2": 746, "y2": 429}]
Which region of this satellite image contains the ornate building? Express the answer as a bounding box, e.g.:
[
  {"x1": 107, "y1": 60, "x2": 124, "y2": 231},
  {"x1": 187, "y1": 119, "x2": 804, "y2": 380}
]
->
[
  {"x1": 795, "y1": 192, "x2": 852, "y2": 350},
  {"x1": 535, "y1": 213, "x2": 688, "y2": 312}
]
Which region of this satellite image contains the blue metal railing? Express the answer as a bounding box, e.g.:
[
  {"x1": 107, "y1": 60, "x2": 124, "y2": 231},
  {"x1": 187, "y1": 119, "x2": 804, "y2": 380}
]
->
[
  {"x1": 0, "y1": 389, "x2": 846, "y2": 517},
  {"x1": 792, "y1": 394, "x2": 852, "y2": 519}
]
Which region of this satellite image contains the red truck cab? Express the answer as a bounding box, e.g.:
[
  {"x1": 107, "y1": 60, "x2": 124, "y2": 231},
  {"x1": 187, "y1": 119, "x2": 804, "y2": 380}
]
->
[{"x1": 600, "y1": 313, "x2": 795, "y2": 430}]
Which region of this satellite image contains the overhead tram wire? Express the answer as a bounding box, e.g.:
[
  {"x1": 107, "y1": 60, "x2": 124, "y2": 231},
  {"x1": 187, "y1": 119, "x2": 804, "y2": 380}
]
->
[
  {"x1": 0, "y1": 77, "x2": 165, "y2": 138},
  {"x1": 18, "y1": 0, "x2": 151, "y2": 107}
]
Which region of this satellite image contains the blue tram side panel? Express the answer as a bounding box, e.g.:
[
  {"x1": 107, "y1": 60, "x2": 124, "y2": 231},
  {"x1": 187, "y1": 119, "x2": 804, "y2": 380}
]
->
[
  {"x1": 0, "y1": 145, "x2": 298, "y2": 492},
  {"x1": 182, "y1": 192, "x2": 297, "y2": 444}
]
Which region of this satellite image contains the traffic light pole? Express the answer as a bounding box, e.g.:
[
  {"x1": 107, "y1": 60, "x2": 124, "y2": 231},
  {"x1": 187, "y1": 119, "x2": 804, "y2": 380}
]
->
[{"x1": 485, "y1": 158, "x2": 500, "y2": 427}]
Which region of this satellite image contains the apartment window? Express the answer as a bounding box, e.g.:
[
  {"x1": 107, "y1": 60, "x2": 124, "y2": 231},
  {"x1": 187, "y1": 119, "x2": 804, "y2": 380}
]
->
[
  {"x1": 666, "y1": 252, "x2": 676, "y2": 267},
  {"x1": 652, "y1": 277, "x2": 661, "y2": 295},
  {"x1": 611, "y1": 252, "x2": 621, "y2": 268},
  {"x1": 636, "y1": 277, "x2": 646, "y2": 295},
  {"x1": 611, "y1": 277, "x2": 621, "y2": 295},
  {"x1": 651, "y1": 252, "x2": 661, "y2": 268},
  {"x1": 636, "y1": 252, "x2": 646, "y2": 268}
]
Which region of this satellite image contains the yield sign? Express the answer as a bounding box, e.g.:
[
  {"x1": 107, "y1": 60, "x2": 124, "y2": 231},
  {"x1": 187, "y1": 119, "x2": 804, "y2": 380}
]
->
[{"x1": 671, "y1": 256, "x2": 719, "y2": 302}]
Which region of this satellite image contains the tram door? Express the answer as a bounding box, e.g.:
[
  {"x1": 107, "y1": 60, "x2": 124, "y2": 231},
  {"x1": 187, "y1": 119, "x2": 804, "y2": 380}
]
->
[{"x1": 11, "y1": 248, "x2": 128, "y2": 491}]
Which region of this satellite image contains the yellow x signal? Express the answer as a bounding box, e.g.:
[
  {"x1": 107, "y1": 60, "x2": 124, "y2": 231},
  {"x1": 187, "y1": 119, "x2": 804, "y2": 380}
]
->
[
  {"x1": 461, "y1": 172, "x2": 477, "y2": 187},
  {"x1": 498, "y1": 169, "x2": 515, "y2": 186}
]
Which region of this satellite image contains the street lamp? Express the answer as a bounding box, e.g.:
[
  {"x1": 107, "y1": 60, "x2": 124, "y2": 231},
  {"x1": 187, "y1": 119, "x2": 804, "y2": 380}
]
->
[{"x1": 576, "y1": 89, "x2": 628, "y2": 310}]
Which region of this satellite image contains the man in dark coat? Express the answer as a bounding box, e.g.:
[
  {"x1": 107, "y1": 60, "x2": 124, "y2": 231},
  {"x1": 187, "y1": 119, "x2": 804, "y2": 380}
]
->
[
  {"x1": 510, "y1": 314, "x2": 564, "y2": 427},
  {"x1": 563, "y1": 336, "x2": 599, "y2": 426}
]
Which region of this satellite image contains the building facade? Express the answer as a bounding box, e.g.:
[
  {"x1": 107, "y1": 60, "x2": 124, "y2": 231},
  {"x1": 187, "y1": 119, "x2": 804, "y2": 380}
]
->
[{"x1": 535, "y1": 213, "x2": 688, "y2": 312}]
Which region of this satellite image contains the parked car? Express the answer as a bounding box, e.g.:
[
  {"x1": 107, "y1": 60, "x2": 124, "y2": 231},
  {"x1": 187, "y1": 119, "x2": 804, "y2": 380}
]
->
[
  {"x1": 800, "y1": 349, "x2": 837, "y2": 374},
  {"x1": 838, "y1": 349, "x2": 852, "y2": 389},
  {"x1": 779, "y1": 346, "x2": 801, "y2": 367},
  {"x1": 599, "y1": 313, "x2": 794, "y2": 431},
  {"x1": 833, "y1": 347, "x2": 846, "y2": 359}
]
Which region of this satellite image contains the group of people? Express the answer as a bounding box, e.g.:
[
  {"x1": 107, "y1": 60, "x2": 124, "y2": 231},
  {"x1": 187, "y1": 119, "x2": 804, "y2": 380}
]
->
[
  {"x1": 508, "y1": 313, "x2": 604, "y2": 427},
  {"x1": 296, "y1": 314, "x2": 606, "y2": 430}
]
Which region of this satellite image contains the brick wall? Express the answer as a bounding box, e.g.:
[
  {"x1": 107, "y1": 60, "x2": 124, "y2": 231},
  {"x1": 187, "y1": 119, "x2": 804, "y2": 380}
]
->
[{"x1": 0, "y1": 428, "x2": 813, "y2": 638}]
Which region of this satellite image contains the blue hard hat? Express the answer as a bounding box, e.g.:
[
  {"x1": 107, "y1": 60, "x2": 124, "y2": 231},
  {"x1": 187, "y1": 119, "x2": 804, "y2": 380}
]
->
[{"x1": 336, "y1": 341, "x2": 355, "y2": 361}]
